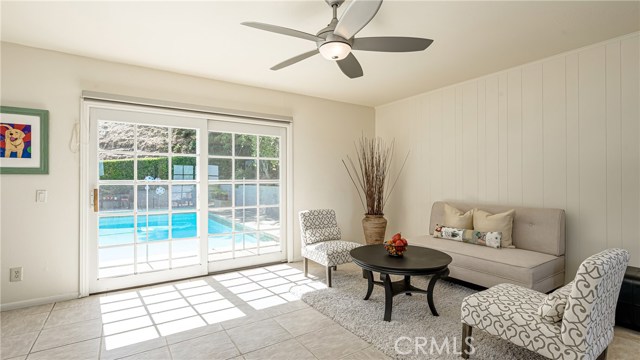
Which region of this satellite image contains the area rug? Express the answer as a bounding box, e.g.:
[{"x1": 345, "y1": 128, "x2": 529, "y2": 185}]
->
[{"x1": 295, "y1": 265, "x2": 546, "y2": 360}]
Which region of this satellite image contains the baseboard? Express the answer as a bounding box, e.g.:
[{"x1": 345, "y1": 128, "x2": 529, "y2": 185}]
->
[{"x1": 0, "y1": 292, "x2": 79, "y2": 312}]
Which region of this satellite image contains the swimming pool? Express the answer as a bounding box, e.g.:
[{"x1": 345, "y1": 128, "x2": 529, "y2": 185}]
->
[{"x1": 98, "y1": 212, "x2": 271, "y2": 250}]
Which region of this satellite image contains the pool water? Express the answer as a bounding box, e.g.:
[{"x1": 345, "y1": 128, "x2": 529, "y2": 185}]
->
[{"x1": 98, "y1": 213, "x2": 267, "y2": 250}]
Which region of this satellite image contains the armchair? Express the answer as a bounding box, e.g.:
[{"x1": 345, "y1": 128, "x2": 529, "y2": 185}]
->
[
  {"x1": 298, "y1": 209, "x2": 362, "y2": 287},
  {"x1": 460, "y1": 248, "x2": 630, "y2": 360}
]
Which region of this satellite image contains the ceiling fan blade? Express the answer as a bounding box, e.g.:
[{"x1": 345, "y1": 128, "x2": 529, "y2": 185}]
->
[
  {"x1": 352, "y1": 37, "x2": 433, "y2": 52},
  {"x1": 271, "y1": 49, "x2": 319, "y2": 70},
  {"x1": 336, "y1": 52, "x2": 363, "y2": 79},
  {"x1": 334, "y1": 0, "x2": 383, "y2": 40},
  {"x1": 242, "y1": 22, "x2": 323, "y2": 42}
]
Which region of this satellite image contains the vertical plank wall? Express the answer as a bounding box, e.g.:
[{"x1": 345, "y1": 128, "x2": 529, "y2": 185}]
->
[{"x1": 376, "y1": 33, "x2": 640, "y2": 279}]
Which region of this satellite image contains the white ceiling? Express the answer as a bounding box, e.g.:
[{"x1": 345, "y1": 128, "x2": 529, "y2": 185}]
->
[{"x1": 2, "y1": 1, "x2": 639, "y2": 107}]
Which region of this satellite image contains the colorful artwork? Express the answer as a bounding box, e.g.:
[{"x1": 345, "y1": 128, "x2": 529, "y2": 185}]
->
[{"x1": 0, "y1": 123, "x2": 32, "y2": 158}]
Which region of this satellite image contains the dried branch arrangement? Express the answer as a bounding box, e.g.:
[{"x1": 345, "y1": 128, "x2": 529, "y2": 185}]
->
[{"x1": 342, "y1": 136, "x2": 409, "y2": 215}]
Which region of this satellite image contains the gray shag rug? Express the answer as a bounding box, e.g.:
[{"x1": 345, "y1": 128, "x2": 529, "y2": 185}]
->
[{"x1": 295, "y1": 265, "x2": 546, "y2": 360}]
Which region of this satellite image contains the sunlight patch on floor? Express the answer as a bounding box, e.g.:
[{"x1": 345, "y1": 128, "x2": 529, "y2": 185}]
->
[{"x1": 99, "y1": 264, "x2": 325, "y2": 350}]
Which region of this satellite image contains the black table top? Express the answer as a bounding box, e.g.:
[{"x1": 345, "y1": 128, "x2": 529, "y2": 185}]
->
[{"x1": 350, "y1": 245, "x2": 452, "y2": 275}]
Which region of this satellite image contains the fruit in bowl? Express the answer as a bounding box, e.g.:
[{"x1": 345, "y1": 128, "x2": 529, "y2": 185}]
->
[{"x1": 384, "y1": 233, "x2": 408, "y2": 256}]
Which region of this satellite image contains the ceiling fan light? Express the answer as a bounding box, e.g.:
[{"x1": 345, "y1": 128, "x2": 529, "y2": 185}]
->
[{"x1": 319, "y1": 41, "x2": 351, "y2": 61}]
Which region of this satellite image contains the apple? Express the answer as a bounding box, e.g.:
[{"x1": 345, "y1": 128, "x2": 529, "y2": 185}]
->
[{"x1": 392, "y1": 233, "x2": 402, "y2": 241}]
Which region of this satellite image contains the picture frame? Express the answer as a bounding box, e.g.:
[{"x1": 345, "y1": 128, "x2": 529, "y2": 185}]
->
[{"x1": 0, "y1": 106, "x2": 49, "y2": 174}]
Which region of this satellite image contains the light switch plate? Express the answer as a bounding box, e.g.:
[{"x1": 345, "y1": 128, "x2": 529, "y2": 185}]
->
[{"x1": 36, "y1": 190, "x2": 47, "y2": 203}]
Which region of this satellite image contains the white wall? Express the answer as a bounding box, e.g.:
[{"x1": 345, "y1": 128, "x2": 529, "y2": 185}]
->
[
  {"x1": 376, "y1": 33, "x2": 640, "y2": 280},
  {"x1": 0, "y1": 42, "x2": 374, "y2": 307}
]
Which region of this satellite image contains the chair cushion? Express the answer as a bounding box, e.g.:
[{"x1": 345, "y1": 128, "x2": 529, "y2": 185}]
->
[
  {"x1": 538, "y1": 281, "x2": 574, "y2": 323},
  {"x1": 461, "y1": 283, "x2": 581, "y2": 360},
  {"x1": 304, "y1": 227, "x2": 341, "y2": 244},
  {"x1": 302, "y1": 241, "x2": 362, "y2": 267}
]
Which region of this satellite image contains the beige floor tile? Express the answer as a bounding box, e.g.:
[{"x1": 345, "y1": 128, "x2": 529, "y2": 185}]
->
[
  {"x1": 273, "y1": 307, "x2": 336, "y2": 336},
  {"x1": 1, "y1": 312, "x2": 49, "y2": 337},
  {"x1": 297, "y1": 324, "x2": 369, "y2": 360},
  {"x1": 169, "y1": 332, "x2": 239, "y2": 360},
  {"x1": 44, "y1": 303, "x2": 102, "y2": 329},
  {"x1": 53, "y1": 296, "x2": 102, "y2": 311},
  {"x1": 218, "y1": 308, "x2": 270, "y2": 330},
  {"x1": 26, "y1": 338, "x2": 100, "y2": 360},
  {"x1": 0, "y1": 331, "x2": 39, "y2": 359},
  {"x1": 5, "y1": 357, "x2": 27, "y2": 360},
  {"x1": 32, "y1": 319, "x2": 102, "y2": 352},
  {"x1": 120, "y1": 346, "x2": 172, "y2": 360},
  {"x1": 614, "y1": 326, "x2": 640, "y2": 341},
  {"x1": 609, "y1": 331, "x2": 640, "y2": 360},
  {"x1": 100, "y1": 335, "x2": 167, "y2": 360},
  {"x1": 261, "y1": 299, "x2": 309, "y2": 318},
  {"x1": 1, "y1": 304, "x2": 53, "y2": 319},
  {"x1": 243, "y1": 338, "x2": 315, "y2": 360},
  {"x1": 226, "y1": 318, "x2": 292, "y2": 354},
  {"x1": 165, "y1": 323, "x2": 223, "y2": 345},
  {"x1": 340, "y1": 346, "x2": 390, "y2": 360}
]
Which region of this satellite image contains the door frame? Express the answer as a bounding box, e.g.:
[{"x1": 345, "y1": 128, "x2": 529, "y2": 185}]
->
[{"x1": 79, "y1": 99, "x2": 293, "y2": 296}]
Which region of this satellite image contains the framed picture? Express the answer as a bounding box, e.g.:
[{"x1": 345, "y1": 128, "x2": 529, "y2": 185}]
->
[{"x1": 0, "y1": 106, "x2": 49, "y2": 174}]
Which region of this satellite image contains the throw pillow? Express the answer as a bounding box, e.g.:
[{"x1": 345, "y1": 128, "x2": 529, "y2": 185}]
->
[
  {"x1": 537, "y1": 281, "x2": 574, "y2": 322},
  {"x1": 433, "y1": 225, "x2": 502, "y2": 249},
  {"x1": 443, "y1": 203, "x2": 474, "y2": 229},
  {"x1": 473, "y1": 209, "x2": 515, "y2": 248},
  {"x1": 304, "y1": 227, "x2": 341, "y2": 244}
]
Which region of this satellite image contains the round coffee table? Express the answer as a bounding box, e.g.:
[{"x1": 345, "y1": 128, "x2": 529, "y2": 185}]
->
[{"x1": 350, "y1": 244, "x2": 452, "y2": 321}]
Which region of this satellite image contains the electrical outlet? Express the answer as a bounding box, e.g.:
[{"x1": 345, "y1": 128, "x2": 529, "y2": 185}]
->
[{"x1": 9, "y1": 267, "x2": 23, "y2": 282}]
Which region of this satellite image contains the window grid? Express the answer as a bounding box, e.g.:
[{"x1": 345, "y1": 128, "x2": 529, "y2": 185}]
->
[
  {"x1": 97, "y1": 122, "x2": 200, "y2": 278},
  {"x1": 207, "y1": 131, "x2": 281, "y2": 260}
]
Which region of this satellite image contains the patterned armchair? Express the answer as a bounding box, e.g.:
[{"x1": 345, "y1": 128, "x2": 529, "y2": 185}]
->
[
  {"x1": 460, "y1": 248, "x2": 629, "y2": 360},
  {"x1": 298, "y1": 209, "x2": 362, "y2": 287}
]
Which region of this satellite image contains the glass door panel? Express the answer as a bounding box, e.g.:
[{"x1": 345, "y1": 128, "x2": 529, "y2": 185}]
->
[
  {"x1": 207, "y1": 119, "x2": 288, "y2": 271},
  {"x1": 89, "y1": 106, "x2": 208, "y2": 293}
]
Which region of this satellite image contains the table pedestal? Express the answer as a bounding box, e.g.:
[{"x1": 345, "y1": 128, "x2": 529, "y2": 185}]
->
[{"x1": 362, "y1": 267, "x2": 450, "y2": 321}]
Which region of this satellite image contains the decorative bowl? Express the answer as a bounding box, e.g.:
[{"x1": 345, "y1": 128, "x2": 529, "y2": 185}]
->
[
  {"x1": 384, "y1": 243, "x2": 406, "y2": 257},
  {"x1": 384, "y1": 232, "x2": 408, "y2": 256}
]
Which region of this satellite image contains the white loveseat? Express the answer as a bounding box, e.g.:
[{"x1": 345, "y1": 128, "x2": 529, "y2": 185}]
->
[{"x1": 411, "y1": 201, "x2": 566, "y2": 293}]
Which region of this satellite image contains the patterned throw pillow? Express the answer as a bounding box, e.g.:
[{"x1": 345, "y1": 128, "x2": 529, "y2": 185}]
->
[
  {"x1": 304, "y1": 227, "x2": 341, "y2": 244},
  {"x1": 433, "y1": 225, "x2": 502, "y2": 249},
  {"x1": 538, "y1": 281, "x2": 574, "y2": 322}
]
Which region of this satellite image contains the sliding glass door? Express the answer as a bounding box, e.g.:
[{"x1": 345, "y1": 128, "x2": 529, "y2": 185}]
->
[{"x1": 86, "y1": 104, "x2": 288, "y2": 293}]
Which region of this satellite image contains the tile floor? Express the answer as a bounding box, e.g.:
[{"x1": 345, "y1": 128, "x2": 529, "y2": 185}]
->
[
  {"x1": 1, "y1": 262, "x2": 383, "y2": 360},
  {"x1": 1, "y1": 261, "x2": 638, "y2": 360}
]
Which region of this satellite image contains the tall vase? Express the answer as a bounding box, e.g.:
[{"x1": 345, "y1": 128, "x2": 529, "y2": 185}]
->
[{"x1": 362, "y1": 214, "x2": 388, "y2": 245}]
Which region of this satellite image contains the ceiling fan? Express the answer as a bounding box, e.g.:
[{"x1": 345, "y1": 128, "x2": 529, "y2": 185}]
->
[{"x1": 242, "y1": 0, "x2": 433, "y2": 79}]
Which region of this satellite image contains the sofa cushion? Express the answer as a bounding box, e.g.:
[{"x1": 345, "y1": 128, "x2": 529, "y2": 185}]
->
[
  {"x1": 473, "y1": 209, "x2": 515, "y2": 248},
  {"x1": 412, "y1": 235, "x2": 564, "y2": 288},
  {"x1": 443, "y1": 203, "x2": 474, "y2": 229}
]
